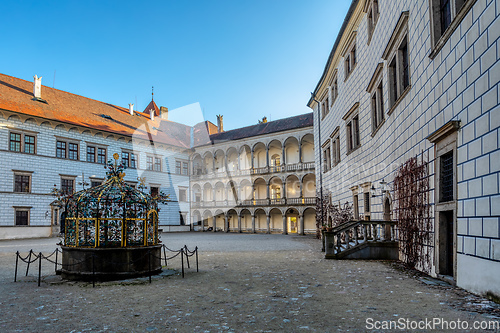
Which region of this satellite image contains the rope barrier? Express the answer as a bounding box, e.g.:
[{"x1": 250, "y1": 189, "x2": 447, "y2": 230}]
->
[{"x1": 14, "y1": 244, "x2": 200, "y2": 287}]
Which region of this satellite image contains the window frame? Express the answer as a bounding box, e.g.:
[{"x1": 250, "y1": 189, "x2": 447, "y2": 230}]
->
[
  {"x1": 13, "y1": 171, "x2": 32, "y2": 193},
  {"x1": 343, "y1": 103, "x2": 361, "y2": 155},
  {"x1": 330, "y1": 127, "x2": 341, "y2": 167},
  {"x1": 365, "y1": 0, "x2": 380, "y2": 44},
  {"x1": 179, "y1": 187, "x2": 188, "y2": 202},
  {"x1": 14, "y1": 207, "x2": 31, "y2": 226},
  {"x1": 382, "y1": 12, "x2": 411, "y2": 114},
  {"x1": 146, "y1": 155, "x2": 154, "y2": 171},
  {"x1": 86, "y1": 144, "x2": 107, "y2": 164},
  {"x1": 320, "y1": 91, "x2": 330, "y2": 119},
  {"x1": 9, "y1": 131, "x2": 37, "y2": 154},
  {"x1": 428, "y1": 0, "x2": 476, "y2": 58},
  {"x1": 56, "y1": 138, "x2": 80, "y2": 160},
  {"x1": 182, "y1": 161, "x2": 189, "y2": 175},
  {"x1": 343, "y1": 35, "x2": 357, "y2": 81},
  {"x1": 60, "y1": 176, "x2": 76, "y2": 195},
  {"x1": 367, "y1": 63, "x2": 385, "y2": 136},
  {"x1": 121, "y1": 150, "x2": 137, "y2": 169},
  {"x1": 321, "y1": 139, "x2": 332, "y2": 173}
]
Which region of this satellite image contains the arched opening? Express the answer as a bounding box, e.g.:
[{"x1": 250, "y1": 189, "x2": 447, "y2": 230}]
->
[
  {"x1": 286, "y1": 175, "x2": 301, "y2": 199},
  {"x1": 191, "y1": 154, "x2": 203, "y2": 175},
  {"x1": 254, "y1": 178, "x2": 267, "y2": 202},
  {"x1": 302, "y1": 174, "x2": 316, "y2": 198},
  {"x1": 301, "y1": 134, "x2": 315, "y2": 163},
  {"x1": 202, "y1": 210, "x2": 212, "y2": 231},
  {"x1": 268, "y1": 140, "x2": 282, "y2": 167},
  {"x1": 192, "y1": 184, "x2": 202, "y2": 203},
  {"x1": 269, "y1": 208, "x2": 283, "y2": 233},
  {"x1": 269, "y1": 177, "x2": 283, "y2": 204},
  {"x1": 254, "y1": 209, "x2": 267, "y2": 233},
  {"x1": 203, "y1": 183, "x2": 213, "y2": 202},
  {"x1": 303, "y1": 207, "x2": 317, "y2": 234},
  {"x1": 214, "y1": 182, "x2": 225, "y2": 202},
  {"x1": 227, "y1": 181, "x2": 238, "y2": 204},
  {"x1": 240, "y1": 209, "x2": 252, "y2": 232},
  {"x1": 203, "y1": 152, "x2": 214, "y2": 174},
  {"x1": 227, "y1": 209, "x2": 238, "y2": 232},
  {"x1": 226, "y1": 147, "x2": 238, "y2": 171},
  {"x1": 285, "y1": 208, "x2": 299, "y2": 234},
  {"x1": 239, "y1": 145, "x2": 251, "y2": 170},
  {"x1": 284, "y1": 137, "x2": 300, "y2": 164},
  {"x1": 214, "y1": 210, "x2": 225, "y2": 232},
  {"x1": 384, "y1": 197, "x2": 392, "y2": 221},
  {"x1": 192, "y1": 210, "x2": 202, "y2": 229},
  {"x1": 214, "y1": 150, "x2": 225, "y2": 173},
  {"x1": 240, "y1": 179, "x2": 252, "y2": 202},
  {"x1": 253, "y1": 142, "x2": 267, "y2": 168}
]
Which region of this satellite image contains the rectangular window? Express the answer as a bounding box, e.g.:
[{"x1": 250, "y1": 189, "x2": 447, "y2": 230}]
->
[
  {"x1": 68, "y1": 143, "x2": 78, "y2": 160},
  {"x1": 364, "y1": 192, "x2": 370, "y2": 213},
  {"x1": 147, "y1": 156, "x2": 154, "y2": 170},
  {"x1": 321, "y1": 92, "x2": 329, "y2": 119},
  {"x1": 179, "y1": 188, "x2": 187, "y2": 202},
  {"x1": 97, "y1": 148, "x2": 106, "y2": 164},
  {"x1": 331, "y1": 77, "x2": 338, "y2": 104},
  {"x1": 24, "y1": 135, "x2": 35, "y2": 154},
  {"x1": 182, "y1": 162, "x2": 189, "y2": 175},
  {"x1": 366, "y1": 0, "x2": 380, "y2": 43},
  {"x1": 344, "y1": 40, "x2": 357, "y2": 79},
  {"x1": 10, "y1": 132, "x2": 36, "y2": 154},
  {"x1": 155, "y1": 157, "x2": 162, "y2": 172},
  {"x1": 346, "y1": 114, "x2": 360, "y2": 153},
  {"x1": 122, "y1": 151, "x2": 137, "y2": 168},
  {"x1": 61, "y1": 178, "x2": 74, "y2": 195},
  {"x1": 322, "y1": 144, "x2": 331, "y2": 173},
  {"x1": 332, "y1": 135, "x2": 341, "y2": 166},
  {"x1": 9, "y1": 133, "x2": 21, "y2": 152},
  {"x1": 440, "y1": 151, "x2": 454, "y2": 202},
  {"x1": 15, "y1": 209, "x2": 29, "y2": 226},
  {"x1": 371, "y1": 81, "x2": 385, "y2": 133},
  {"x1": 14, "y1": 175, "x2": 30, "y2": 193},
  {"x1": 56, "y1": 141, "x2": 66, "y2": 158},
  {"x1": 91, "y1": 181, "x2": 102, "y2": 188},
  {"x1": 176, "y1": 161, "x2": 182, "y2": 174},
  {"x1": 87, "y1": 146, "x2": 96, "y2": 163},
  {"x1": 388, "y1": 35, "x2": 410, "y2": 109},
  {"x1": 130, "y1": 153, "x2": 137, "y2": 168},
  {"x1": 150, "y1": 186, "x2": 159, "y2": 197}
]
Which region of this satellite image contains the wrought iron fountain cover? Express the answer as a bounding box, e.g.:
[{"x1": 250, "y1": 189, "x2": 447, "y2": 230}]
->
[{"x1": 63, "y1": 154, "x2": 159, "y2": 248}]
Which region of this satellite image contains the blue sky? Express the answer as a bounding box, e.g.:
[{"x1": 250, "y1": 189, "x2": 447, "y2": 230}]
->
[{"x1": 3, "y1": 1, "x2": 351, "y2": 130}]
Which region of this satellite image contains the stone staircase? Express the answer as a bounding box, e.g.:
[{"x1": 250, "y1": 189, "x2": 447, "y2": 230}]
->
[{"x1": 323, "y1": 220, "x2": 399, "y2": 260}]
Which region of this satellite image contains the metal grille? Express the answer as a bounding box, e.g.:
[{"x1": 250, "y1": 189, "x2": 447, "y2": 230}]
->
[{"x1": 440, "y1": 152, "x2": 454, "y2": 202}]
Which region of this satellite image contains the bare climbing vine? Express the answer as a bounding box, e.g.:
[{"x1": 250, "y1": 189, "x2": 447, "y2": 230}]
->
[{"x1": 394, "y1": 154, "x2": 432, "y2": 273}]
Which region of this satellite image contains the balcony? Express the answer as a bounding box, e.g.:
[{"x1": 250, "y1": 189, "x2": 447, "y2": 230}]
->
[
  {"x1": 191, "y1": 197, "x2": 316, "y2": 209},
  {"x1": 191, "y1": 162, "x2": 315, "y2": 180}
]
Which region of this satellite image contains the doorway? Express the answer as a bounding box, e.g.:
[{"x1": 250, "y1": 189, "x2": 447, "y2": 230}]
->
[
  {"x1": 288, "y1": 217, "x2": 298, "y2": 233},
  {"x1": 438, "y1": 210, "x2": 455, "y2": 276}
]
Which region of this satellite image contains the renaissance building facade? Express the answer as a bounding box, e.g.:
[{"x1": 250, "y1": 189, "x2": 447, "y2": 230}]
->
[
  {"x1": 309, "y1": 0, "x2": 499, "y2": 296},
  {"x1": 0, "y1": 73, "x2": 316, "y2": 240}
]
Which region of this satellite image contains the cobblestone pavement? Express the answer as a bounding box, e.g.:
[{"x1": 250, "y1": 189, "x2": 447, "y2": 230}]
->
[{"x1": 0, "y1": 233, "x2": 499, "y2": 332}]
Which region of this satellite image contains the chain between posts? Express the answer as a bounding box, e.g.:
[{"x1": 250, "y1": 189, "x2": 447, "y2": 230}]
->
[{"x1": 13, "y1": 244, "x2": 199, "y2": 287}]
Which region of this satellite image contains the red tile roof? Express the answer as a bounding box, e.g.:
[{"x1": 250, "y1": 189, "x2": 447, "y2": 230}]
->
[{"x1": 0, "y1": 73, "x2": 191, "y2": 148}]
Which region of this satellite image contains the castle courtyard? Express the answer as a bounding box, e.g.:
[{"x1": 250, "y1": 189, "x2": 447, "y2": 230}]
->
[{"x1": 0, "y1": 233, "x2": 498, "y2": 332}]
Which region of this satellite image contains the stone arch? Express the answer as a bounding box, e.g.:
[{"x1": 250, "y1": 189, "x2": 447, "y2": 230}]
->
[
  {"x1": 214, "y1": 182, "x2": 225, "y2": 202},
  {"x1": 285, "y1": 175, "x2": 300, "y2": 198},
  {"x1": 383, "y1": 194, "x2": 392, "y2": 221},
  {"x1": 203, "y1": 151, "x2": 214, "y2": 174},
  {"x1": 24, "y1": 117, "x2": 37, "y2": 125},
  {"x1": 226, "y1": 147, "x2": 238, "y2": 171},
  {"x1": 202, "y1": 210, "x2": 213, "y2": 230},
  {"x1": 226, "y1": 181, "x2": 238, "y2": 203},
  {"x1": 191, "y1": 153, "x2": 203, "y2": 175},
  {"x1": 253, "y1": 142, "x2": 267, "y2": 168},
  {"x1": 268, "y1": 140, "x2": 283, "y2": 166},
  {"x1": 239, "y1": 179, "x2": 252, "y2": 201},
  {"x1": 303, "y1": 207, "x2": 317, "y2": 234},
  {"x1": 203, "y1": 183, "x2": 213, "y2": 202},
  {"x1": 269, "y1": 176, "x2": 283, "y2": 201},
  {"x1": 269, "y1": 207, "x2": 283, "y2": 233},
  {"x1": 214, "y1": 149, "x2": 225, "y2": 172},
  {"x1": 213, "y1": 209, "x2": 225, "y2": 232},
  {"x1": 300, "y1": 133, "x2": 314, "y2": 163},
  {"x1": 285, "y1": 207, "x2": 300, "y2": 234},
  {"x1": 192, "y1": 210, "x2": 202, "y2": 225},
  {"x1": 239, "y1": 145, "x2": 252, "y2": 170},
  {"x1": 302, "y1": 173, "x2": 316, "y2": 198},
  {"x1": 284, "y1": 137, "x2": 300, "y2": 164},
  {"x1": 192, "y1": 184, "x2": 202, "y2": 203},
  {"x1": 254, "y1": 208, "x2": 267, "y2": 233},
  {"x1": 227, "y1": 209, "x2": 238, "y2": 232},
  {"x1": 253, "y1": 177, "x2": 267, "y2": 200},
  {"x1": 7, "y1": 114, "x2": 21, "y2": 123},
  {"x1": 240, "y1": 208, "x2": 252, "y2": 232}
]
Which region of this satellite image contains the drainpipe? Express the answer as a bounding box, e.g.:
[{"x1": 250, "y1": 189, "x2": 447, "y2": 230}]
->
[{"x1": 309, "y1": 92, "x2": 323, "y2": 232}]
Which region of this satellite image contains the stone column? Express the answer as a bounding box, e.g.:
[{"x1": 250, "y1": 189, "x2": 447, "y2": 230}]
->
[
  {"x1": 252, "y1": 214, "x2": 256, "y2": 233},
  {"x1": 238, "y1": 215, "x2": 242, "y2": 233},
  {"x1": 266, "y1": 147, "x2": 269, "y2": 167},
  {"x1": 282, "y1": 146, "x2": 286, "y2": 165},
  {"x1": 298, "y1": 140, "x2": 302, "y2": 163},
  {"x1": 282, "y1": 215, "x2": 287, "y2": 235},
  {"x1": 212, "y1": 216, "x2": 217, "y2": 232},
  {"x1": 299, "y1": 214, "x2": 305, "y2": 235},
  {"x1": 251, "y1": 150, "x2": 254, "y2": 169},
  {"x1": 224, "y1": 214, "x2": 229, "y2": 232},
  {"x1": 266, "y1": 215, "x2": 271, "y2": 234}
]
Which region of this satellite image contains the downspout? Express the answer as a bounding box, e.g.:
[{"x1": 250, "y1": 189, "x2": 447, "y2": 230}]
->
[{"x1": 309, "y1": 93, "x2": 324, "y2": 234}]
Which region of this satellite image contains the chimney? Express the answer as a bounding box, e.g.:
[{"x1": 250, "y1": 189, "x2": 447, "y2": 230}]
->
[
  {"x1": 33, "y1": 75, "x2": 42, "y2": 99},
  {"x1": 129, "y1": 103, "x2": 134, "y2": 115},
  {"x1": 149, "y1": 109, "x2": 155, "y2": 121},
  {"x1": 216, "y1": 114, "x2": 223, "y2": 133},
  {"x1": 160, "y1": 106, "x2": 168, "y2": 120}
]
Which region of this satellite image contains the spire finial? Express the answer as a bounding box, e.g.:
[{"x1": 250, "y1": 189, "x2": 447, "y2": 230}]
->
[{"x1": 152, "y1": 86, "x2": 154, "y2": 101}]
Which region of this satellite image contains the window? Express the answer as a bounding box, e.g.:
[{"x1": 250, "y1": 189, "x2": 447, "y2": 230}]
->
[
  {"x1": 97, "y1": 148, "x2": 106, "y2": 164},
  {"x1": 321, "y1": 92, "x2": 329, "y2": 119},
  {"x1": 122, "y1": 151, "x2": 137, "y2": 168},
  {"x1": 366, "y1": 0, "x2": 380, "y2": 44},
  {"x1": 364, "y1": 192, "x2": 371, "y2": 213},
  {"x1": 179, "y1": 188, "x2": 187, "y2": 202},
  {"x1": 15, "y1": 209, "x2": 30, "y2": 226},
  {"x1": 175, "y1": 160, "x2": 188, "y2": 175},
  {"x1": 61, "y1": 178, "x2": 75, "y2": 195},
  {"x1": 146, "y1": 156, "x2": 154, "y2": 170},
  {"x1": 176, "y1": 161, "x2": 182, "y2": 174},
  {"x1": 346, "y1": 115, "x2": 360, "y2": 153},
  {"x1": 367, "y1": 63, "x2": 385, "y2": 134},
  {"x1": 322, "y1": 140, "x2": 332, "y2": 173},
  {"x1": 14, "y1": 174, "x2": 31, "y2": 193},
  {"x1": 150, "y1": 186, "x2": 159, "y2": 197},
  {"x1": 182, "y1": 162, "x2": 189, "y2": 175},
  {"x1": 353, "y1": 194, "x2": 359, "y2": 220},
  {"x1": 87, "y1": 146, "x2": 95, "y2": 162},
  {"x1": 90, "y1": 180, "x2": 102, "y2": 188},
  {"x1": 330, "y1": 75, "x2": 339, "y2": 105},
  {"x1": 429, "y1": 0, "x2": 472, "y2": 56},
  {"x1": 10, "y1": 132, "x2": 36, "y2": 154},
  {"x1": 155, "y1": 157, "x2": 162, "y2": 172},
  {"x1": 344, "y1": 38, "x2": 357, "y2": 79},
  {"x1": 56, "y1": 140, "x2": 79, "y2": 160},
  {"x1": 440, "y1": 151, "x2": 454, "y2": 202},
  {"x1": 332, "y1": 136, "x2": 341, "y2": 166},
  {"x1": 87, "y1": 145, "x2": 106, "y2": 164}
]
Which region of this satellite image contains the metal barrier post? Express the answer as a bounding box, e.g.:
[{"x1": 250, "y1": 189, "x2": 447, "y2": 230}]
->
[
  {"x1": 25, "y1": 250, "x2": 32, "y2": 276},
  {"x1": 163, "y1": 246, "x2": 167, "y2": 267},
  {"x1": 55, "y1": 249, "x2": 59, "y2": 272},
  {"x1": 38, "y1": 252, "x2": 42, "y2": 287},
  {"x1": 195, "y1": 247, "x2": 199, "y2": 272},
  {"x1": 181, "y1": 249, "x2": 185, "y2": 278},
  {"x1": 14, "y1": 251, "x2": 19, "y2": 282},
  {"x1": 185, "y1": 246, "x2": 190, "y2": 269},
  {"x1": 148, "y1": 250, "x2": 152, "y2": 284}
]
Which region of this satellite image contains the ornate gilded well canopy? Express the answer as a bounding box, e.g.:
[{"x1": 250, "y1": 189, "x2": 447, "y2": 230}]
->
[{"x1": 63, "y1": 154, "x2": 160, "y2": 248}]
